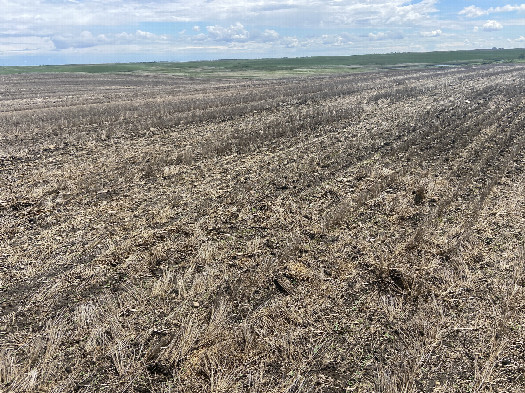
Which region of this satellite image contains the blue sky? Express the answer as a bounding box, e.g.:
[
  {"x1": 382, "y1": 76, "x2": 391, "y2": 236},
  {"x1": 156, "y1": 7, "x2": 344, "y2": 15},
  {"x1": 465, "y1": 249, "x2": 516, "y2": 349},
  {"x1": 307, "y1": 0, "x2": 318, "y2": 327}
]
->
[{"x1": 1, "y1": 0, "x2": 524, "y2": 66}]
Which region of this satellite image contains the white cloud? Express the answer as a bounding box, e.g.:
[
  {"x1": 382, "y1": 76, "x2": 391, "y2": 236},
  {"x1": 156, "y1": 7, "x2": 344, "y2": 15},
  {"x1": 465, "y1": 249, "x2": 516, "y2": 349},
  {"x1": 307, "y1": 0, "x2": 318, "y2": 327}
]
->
[
  {"x1": 490, "y1": 4, "x2": 525, "y2": 13},
  {"x1": 482, "y1": 20, "x2": 503, "y2": 31},
  {"x1": 206, "y1": 22, "x2": 250, "y2": 42},
  {"x1": 136, "y1": 30, "x2": 165, "y2": 40},
  {"x1": 261, "y1": 29, "x2": 280, "y2": 42},
  {"x1": 459, "y1": 6, "x2": 488, "y2": 18},
  {"x1": 421, "y1": 29, "x2": 442, "y2": 37},
  {"x1": 116, "y1": 30, "x2": 168, "y2": 44},
  {"x1": 299, "y1": 33, "x2": 353, "y2": 48},
  {"x1": 320, "y1": 33, "x2": 352, "y2": 46},
  {"x1": 516, "y1": 35, "x2": 525, "y2": 42},
  {"x1": 190, "y1": 24, "x2": 284, "y2": 44},
  {"x1": 368, "y1": 31, "x2": 404, "y2": 41},
  {"x1": 326, "y1": 0, "x2": 438, "y2": 27},
  {"x1": 0, "y1": 36, "x2": 55, "y2": 53},
  {"x1": 460, "y1": 4, "x2": 525, "y2": 18},
  {"x1": 281, "y1": 36, "x2": 300, "y2": 48},
  {"x1": 52, "y1": 31, "x2": 102, "y2": 49},
  {"x1": 368, "y1": 32, "x2": 388, "y2": 41},
  {"x1": 0, "y1": 0, "x2": 441, "y2": 33},
  {"x1": 52, "y1": 30, "x2": 167, "y2": 49}
]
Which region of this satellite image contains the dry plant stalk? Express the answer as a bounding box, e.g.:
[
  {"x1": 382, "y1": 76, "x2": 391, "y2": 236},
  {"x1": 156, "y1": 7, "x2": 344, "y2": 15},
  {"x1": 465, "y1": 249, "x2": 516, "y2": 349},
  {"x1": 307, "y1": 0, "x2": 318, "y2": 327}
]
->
[{"x1": 0, "y1": 65, "x2": 524, "y2": 392}]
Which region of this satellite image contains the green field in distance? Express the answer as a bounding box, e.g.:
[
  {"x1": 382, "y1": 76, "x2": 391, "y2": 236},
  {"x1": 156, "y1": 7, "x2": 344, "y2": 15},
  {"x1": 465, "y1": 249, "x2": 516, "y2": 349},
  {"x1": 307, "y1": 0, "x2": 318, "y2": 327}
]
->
[{"x1": 1, "y1": 48, "x2": 524, "y2": 77}]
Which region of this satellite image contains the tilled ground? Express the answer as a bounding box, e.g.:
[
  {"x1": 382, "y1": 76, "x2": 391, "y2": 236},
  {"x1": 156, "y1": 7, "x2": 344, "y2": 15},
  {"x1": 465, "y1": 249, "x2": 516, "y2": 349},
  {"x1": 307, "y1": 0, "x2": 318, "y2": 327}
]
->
[{"x1": 1, "y1": 65, "x2": 524, "y2": 392}]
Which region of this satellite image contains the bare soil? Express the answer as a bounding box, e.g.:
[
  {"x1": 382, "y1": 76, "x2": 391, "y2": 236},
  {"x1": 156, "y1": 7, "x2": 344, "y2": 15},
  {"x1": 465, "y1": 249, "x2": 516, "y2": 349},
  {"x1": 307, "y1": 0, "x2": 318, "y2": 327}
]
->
[{"x1": 1, "y1": 65, "x2": 524, "y2": 392}]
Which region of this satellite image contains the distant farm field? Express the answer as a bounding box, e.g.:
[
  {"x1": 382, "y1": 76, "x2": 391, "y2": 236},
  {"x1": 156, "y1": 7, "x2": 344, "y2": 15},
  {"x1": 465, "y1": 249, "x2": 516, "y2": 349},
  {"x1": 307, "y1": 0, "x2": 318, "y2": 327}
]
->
[
  {"x1": 1, "y1": 48, "x2": 525, "y2": 77},
  {"x1": 1, "y1": 65, "x2": 524, "y2": 392}
]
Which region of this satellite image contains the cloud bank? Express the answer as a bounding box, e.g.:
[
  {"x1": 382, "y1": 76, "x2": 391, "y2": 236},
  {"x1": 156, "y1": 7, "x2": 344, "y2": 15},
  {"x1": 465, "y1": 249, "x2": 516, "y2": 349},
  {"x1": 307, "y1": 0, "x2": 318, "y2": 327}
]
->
[{"x1": 0, "y1": 0, "x2": 523, "y2": 65}]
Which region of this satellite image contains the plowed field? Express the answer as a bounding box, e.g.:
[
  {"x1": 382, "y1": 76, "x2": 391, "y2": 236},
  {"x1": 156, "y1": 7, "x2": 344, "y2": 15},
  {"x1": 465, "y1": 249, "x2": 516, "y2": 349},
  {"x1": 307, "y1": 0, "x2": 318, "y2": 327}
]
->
[{"x1": 1, "y1": 65, "x2": 524, "y2": 392}]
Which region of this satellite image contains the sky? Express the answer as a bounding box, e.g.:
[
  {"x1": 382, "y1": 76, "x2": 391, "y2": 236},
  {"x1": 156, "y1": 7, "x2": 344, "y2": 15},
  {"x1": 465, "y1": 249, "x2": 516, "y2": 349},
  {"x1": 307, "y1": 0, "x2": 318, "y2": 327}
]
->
[{"x1": 1, "y1": 0, "x2": 524, "y2": 66}]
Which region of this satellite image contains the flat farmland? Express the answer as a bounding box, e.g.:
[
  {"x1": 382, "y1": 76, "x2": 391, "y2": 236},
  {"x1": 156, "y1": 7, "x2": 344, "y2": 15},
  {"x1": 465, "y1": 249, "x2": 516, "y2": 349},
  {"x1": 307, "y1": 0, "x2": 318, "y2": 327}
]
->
[{"x1": 1, "y1": 65, "x2": 524, "y2": 392}]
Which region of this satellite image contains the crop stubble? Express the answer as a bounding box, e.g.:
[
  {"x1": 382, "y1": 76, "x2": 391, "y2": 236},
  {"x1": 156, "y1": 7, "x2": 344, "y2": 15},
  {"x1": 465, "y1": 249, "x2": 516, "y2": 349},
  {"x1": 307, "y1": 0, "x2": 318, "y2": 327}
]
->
[{"x1": 0, "y1": 65, "x2": 524, "y2": 392}]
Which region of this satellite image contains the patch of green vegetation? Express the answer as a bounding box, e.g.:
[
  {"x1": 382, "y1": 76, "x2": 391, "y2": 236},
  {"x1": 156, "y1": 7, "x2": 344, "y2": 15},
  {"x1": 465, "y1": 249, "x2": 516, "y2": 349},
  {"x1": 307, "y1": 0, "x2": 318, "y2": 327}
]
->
[{"x1": 1, "y1": 48, "x2": 524, "y2": 76}]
